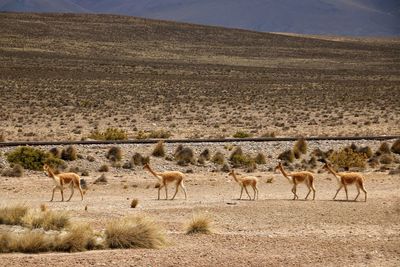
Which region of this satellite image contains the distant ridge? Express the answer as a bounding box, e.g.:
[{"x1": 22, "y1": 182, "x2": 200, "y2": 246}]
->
[{"x1": 1, "y1": 0, "x2": 399, "y2": 36}]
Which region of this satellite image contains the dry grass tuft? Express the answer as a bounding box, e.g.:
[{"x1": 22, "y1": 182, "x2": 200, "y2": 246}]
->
[
  {"x1": 55, "y1": 223, "x2": 100, "y2": 252},
  {"x1": 23, "y1": 210, "x2": 70, "y2": 231},
  {"x1": 130, "y1": 199, "x2": 139, "y2": 208},
  {"x1": 0, "y1": 230, "x2": 52, "y2": 253},
  {"x1": 0, "y1": 204, "x2": 28, "y2": 225},
  {"x1": 185, "y1": 213, "x2": 213, "y2": 235},
  {"x1": 105, "y1": 216, "x2": 167, "y2": 249}
]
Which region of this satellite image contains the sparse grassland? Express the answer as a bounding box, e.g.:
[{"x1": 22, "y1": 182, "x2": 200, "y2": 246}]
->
[{"x1": 0, "y1": 13, "x2": 399, "y2": 141}]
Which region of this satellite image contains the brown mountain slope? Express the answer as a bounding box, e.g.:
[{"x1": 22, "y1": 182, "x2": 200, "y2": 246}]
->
[{"x1": 0, "y1": 13, "x2": 399, "y2": 141}]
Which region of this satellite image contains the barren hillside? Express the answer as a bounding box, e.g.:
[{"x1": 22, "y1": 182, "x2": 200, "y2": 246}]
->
[{"x1": 0, "y1": 13, "x2": 399, "y2": 141}]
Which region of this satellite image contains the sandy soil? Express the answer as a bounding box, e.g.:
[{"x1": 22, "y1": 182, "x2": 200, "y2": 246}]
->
[{"x1": 1, "y1": 164, "x2": 399, "y2": 266}]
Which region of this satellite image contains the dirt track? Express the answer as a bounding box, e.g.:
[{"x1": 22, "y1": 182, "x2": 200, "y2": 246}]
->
[{"x1": 1, "y1": 168, "x2": 399, "y2": 266}]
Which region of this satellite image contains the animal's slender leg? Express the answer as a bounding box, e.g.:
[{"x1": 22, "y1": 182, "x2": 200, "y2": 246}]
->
[
  {"x1": 180, "y1": 182, "x2": 187, "y2": 200},
  {"x1": 50, "y1": 187, "x2": 56, "y2": 202},
  {"x1": 67, "y1": 184, "x2": 74, "y2": 201},
  {"x1": 239, "y1": 186, "x2": 244, "y2": 200},
  {"x1": 333, "y1": 185, "x2": 343, "y2": 200},
  {"x1": 244, "y1": 186, "x2": 251, "y2": 200}
]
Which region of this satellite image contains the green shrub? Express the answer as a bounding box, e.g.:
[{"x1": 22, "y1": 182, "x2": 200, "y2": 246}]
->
[
  {"x1": 49, "y1": 147, "x2": 62, "y2": 159},
  {"x1": 329, "y1": 148, "x2": 368, "y2": 169},
  {"x1": 89, "y1": 128, "x2": 128, "y2": 141},
  {"x1": 254, "y1": 152, "x2": 266, "y2": 164},
  {"x1": 152, "y1": 141, "x2": 165, "y2": 157},
  {"x1": 211, "y1": 151, "x2": 225, "y2": 165},
  {"x1": 233, "y1": 131, "x2": 251, "y2": 138},
  {"x1": 61, "y1": 146, "x2": 77, "y2": 161},
  {"x1": 106, "y1": 146, "x2": 123, "y2": 162},
  {"x1": 229, "y1": 147, "x2": 255, "y2": 169},
  {"x1": 148, "y1": 130, "x2": 171, "y2": 139},
  {"x1": 7, "y1": 146, "x2": 64, "y2": 171}
]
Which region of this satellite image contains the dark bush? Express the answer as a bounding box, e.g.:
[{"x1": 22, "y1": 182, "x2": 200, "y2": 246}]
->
[
  {"x1": 175, "y1": 146, "x2": 194, "y2": 165},
  {"x1": 106, "y1": 146, "x2": 123, "y2": 162},
  {"x1": 152, "y1": 141, "x2": 165, "y2": 157},
  {"x1": 61, "y1": 146, "x2": 77, "y2": 161},
  {"x1": 212, "y1": 152, "x2": 225, "y2": 165},
  {"x1": 391, "y1": 139, "x2": 400, "y2": 154},
  {"x1": 278, "y1": 150, "x2": 295, "y2": 163}
]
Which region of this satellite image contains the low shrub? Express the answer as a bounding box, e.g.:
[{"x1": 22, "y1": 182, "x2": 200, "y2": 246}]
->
[
  {"x1": 7, "y1": 146, "x2": 64, "y2": 171},
  {"x1": 152, "y1": 141, "x2": 165, "y2": 157},
  {"x1": 99, "y1": 164, "x2": 109, "y2": 172},
  {"x1": 175, "y1": 146, "x2": 194, "y2": 165},
  {"x1": 278, "y1": 149, "x2": 295, "y2": 163},
  {"x1": 254, "y1": 152, "x2": 266, "y2": 164},
  {"x1": 233, "y1": 131, "x2": 251, "y2": 138},
  {"x1": 132, "y1": 153, "x2": 149, "y2": 166},
  {"x1": 61, "y1": 146, "x2": 77, "y2": 161},
  {"x1": 391, "y1": 139, "x2": 400, "y2": 154},
  {"x1": 212, "y1": 152, "x2": 225, "y2": 165},
  {"x1": 294, "y1": 138, "x2": 307, "y2": 155},
  {"x1": 329, "y1": 148, "x2": 368, "y2": 169},
  {"x1": 106, "y1": 146, "x2": 123, "y2": 162},
  {"x1": 89, "y1": 128, "x2": 128, "y2": 141}
]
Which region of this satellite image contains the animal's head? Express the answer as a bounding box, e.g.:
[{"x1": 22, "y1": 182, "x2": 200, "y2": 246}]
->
[
  {"x1": 43, "y1": 164, "x2": 50, "y2": 176},
  {"x1": 322, "y1": 162, "x2": 330, "y2": 171},
  {"x1": 228, "y1": 169, "x2": 235, "y2": 176},
  {"x1": 143, "y1": 163, "x2": 150, "y2": 170},
  {"x1": 274, "y1": 162, "x2": 282, "y2": 173}
]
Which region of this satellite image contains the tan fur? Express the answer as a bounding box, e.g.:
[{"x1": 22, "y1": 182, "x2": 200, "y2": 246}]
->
[
  {"x1": 275, "y1": 162, "x2": 316, "y2": 200},
  {"x1": 43, "y1": 164, "x2": 84, "y2": 202},
  {"x1": 143, "y1": 163, "x2": 187, "y2": 200},
  {"x1": 323, "y1": 163, "x2": 367, "y2": 202},
  {"x1": 228, "y1": 170, "x2": 259, "y2": 200}
]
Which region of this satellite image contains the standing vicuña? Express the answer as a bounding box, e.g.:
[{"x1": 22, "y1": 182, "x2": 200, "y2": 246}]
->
[
  {"x1": 228, "y1": 169, "x2": 259, "y2": 200},
  {"x1": 275, "y1": 162, "x2": 316, "y2": 200},
  {"x1": 143, "y1": 163, "x2": 187, "y2": 200},
  {"x1": 43, "y1": 164, "x2": 84, "y2": 202},
  {"x1": 322, "y1": 162, "x2": 367, "y2": 202}
]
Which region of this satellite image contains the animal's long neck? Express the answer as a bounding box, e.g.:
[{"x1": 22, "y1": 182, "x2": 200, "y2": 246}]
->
[
  {"x1": 278, "y1": 165, "x2": 293, "y2": 183},
  {"x1": 325, "y1": 165, "x2": 341, "y2": 181},
  {"x1": 46, "y1": 167, "x2": 57, "y2": 180},
  {"x1": 231, "y1": 172, "x2": 241, "y2": 184},
  {"x1": 145, "y1": 166, "x2": 162, "y2": 181}
]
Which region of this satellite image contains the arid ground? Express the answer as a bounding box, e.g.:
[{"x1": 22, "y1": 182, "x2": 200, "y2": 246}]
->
[
  {"x1": 1, "y1": 140, "x2": 400, "y2": 266},
  {"x1": 0, "y1": 13, "x2": 400, "y2": 141},
  {"x1": 0, "y1": 12, "x2": 400, "y2": 266}
]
